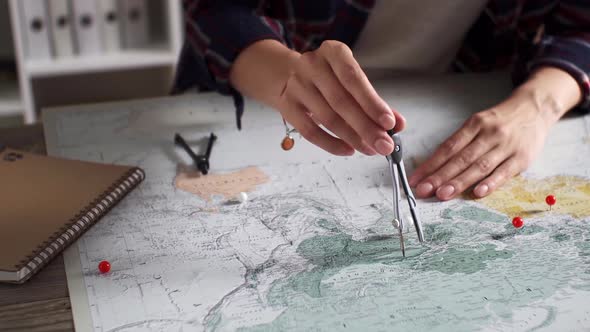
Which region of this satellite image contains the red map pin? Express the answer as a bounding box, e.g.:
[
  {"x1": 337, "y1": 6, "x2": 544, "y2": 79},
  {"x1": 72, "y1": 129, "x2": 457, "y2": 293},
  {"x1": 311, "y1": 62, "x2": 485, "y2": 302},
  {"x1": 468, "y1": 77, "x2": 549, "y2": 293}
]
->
[
  {"x1": 512, "y1": 217, "x2": 524, "y2": 229},
  {"x1": 98, "y1": 260, "x2": 111, "y2": 274},
  {"x1": 545, "y1": 195, "x2": 556, "y2": 211}
]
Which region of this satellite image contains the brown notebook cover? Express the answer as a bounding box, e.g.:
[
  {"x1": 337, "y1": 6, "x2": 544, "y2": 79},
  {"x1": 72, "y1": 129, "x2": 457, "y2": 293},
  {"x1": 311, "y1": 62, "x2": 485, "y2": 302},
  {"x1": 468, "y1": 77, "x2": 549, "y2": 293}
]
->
[{"x1": 0, "y1": 147, "x2": 145, "y2": 283}]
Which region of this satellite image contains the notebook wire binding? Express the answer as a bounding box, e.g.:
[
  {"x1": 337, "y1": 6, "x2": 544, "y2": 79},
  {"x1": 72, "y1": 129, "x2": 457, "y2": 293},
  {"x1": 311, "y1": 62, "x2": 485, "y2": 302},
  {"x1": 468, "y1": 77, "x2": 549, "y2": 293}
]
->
[{"x1": 10, "y1": 167, "x2": 145, "y2": 283}]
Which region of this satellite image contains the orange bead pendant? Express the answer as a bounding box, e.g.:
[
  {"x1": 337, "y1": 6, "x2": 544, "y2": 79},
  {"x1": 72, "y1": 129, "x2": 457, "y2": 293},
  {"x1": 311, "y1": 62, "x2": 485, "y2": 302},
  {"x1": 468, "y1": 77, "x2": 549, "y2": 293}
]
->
[{"x1": 281, "y1": 135, "x2": 295, "y2": 150}]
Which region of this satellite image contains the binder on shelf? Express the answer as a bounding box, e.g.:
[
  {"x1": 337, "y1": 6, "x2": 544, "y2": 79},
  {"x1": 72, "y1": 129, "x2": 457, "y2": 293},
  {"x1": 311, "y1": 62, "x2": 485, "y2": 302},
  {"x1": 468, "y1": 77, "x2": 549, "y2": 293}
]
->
[
  {"x1": 19, "y1": 0, "x2": 52, "y2": 59},
  {"x1": 121, "y1": 0, "x2": 150, "y2": 49},
  {"x1": 71, "y1": 0, "x2": 103, "y2": 55},
  {"x1": 47, "y1": 0, "x2": 75, "y2": 58},
  {"x1": 98, "y1": 0, "x2": 122, "y2": 52}
]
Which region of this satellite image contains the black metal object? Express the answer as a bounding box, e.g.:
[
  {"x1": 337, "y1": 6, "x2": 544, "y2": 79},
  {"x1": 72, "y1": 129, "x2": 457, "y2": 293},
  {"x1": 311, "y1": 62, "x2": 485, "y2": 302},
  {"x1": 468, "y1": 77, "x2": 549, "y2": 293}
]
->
[
  {"x1": 174, "y1": 133, "x2": 217, "y2": 175},
  {"x1": 387, "y1": 129, "x2": 403, "y2": 164}
]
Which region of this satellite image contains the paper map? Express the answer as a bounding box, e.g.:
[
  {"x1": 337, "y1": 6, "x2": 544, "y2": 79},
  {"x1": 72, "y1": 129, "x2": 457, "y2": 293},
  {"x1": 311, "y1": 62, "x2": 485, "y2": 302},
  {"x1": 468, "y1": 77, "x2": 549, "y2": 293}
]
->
[{"x1": 43, "y1": 76, "x2": 590, "y2": 331}]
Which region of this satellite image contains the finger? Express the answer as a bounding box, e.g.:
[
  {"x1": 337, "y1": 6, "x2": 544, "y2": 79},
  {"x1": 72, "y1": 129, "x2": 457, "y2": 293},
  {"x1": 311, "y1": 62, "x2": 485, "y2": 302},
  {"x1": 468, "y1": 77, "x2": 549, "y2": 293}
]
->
[
  {"x1": 409, "y1": 115, "x2": 484, "y2": 187},
  {"x1": 435, "y1": 147, "x2": 507, "y2": 201},
  {"x1": 288, "y1": 77, "x2": 376, "y2": 155},
  {"x1": 318, "y1": 41, "x2": 396, "y2": 130},
  {"x1": 297, "y1": 53, "x2": 393, "y2": 155},
  {"x1": 281, "y1": 102, "x2": 354, "y2": 156},
  {"x1": 392, "y1": 111, "x2": 406, "y2": 133},
  {"x1": 472, "y1": 156, "x2": 524, "y2": 198},
  {"x1": 415, "y1": 138, "x2": 495, "y2": 198}
]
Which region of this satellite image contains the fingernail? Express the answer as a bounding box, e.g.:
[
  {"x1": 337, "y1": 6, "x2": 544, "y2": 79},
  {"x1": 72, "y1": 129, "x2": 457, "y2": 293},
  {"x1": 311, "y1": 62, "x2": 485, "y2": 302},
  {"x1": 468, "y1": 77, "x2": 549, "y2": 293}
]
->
[
  {"x1": 374, "y1": 138, "x2": 394, "y2": 155},
  {"x1": 437, "y1": 185, "x2": 455, "y2": 199},
  {"x1": 416, "y1": 182, "x2": 434, "y2": 196},
  {"x1": 474, "y1": 184, "x2": 489, "y2": 197},
  {"x1": 378, "y1": 114, "x2": 396, "y2": 129},
  {"x1": 359, "y1": 142, "x2": 377, "y2": 156},
  {"x1": 360, "y1": 147, "x2": 376, "y2": 156},
  {"x1": 338, "y1": 146, "x2": 355, "y2": 156}
]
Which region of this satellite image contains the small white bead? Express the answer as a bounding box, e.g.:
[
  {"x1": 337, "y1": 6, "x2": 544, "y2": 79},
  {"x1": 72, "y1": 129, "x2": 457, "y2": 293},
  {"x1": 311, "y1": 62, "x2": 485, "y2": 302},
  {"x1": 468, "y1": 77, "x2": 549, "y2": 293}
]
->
[{"x1": 239, "y1": 192, "x2": 248, "y2": 203}]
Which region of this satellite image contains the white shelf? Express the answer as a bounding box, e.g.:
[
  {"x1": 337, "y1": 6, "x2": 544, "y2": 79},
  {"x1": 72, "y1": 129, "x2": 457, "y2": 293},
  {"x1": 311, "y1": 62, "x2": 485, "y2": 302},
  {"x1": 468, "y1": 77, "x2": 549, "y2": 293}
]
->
[
  {"x1": 0, "y1": 78, "x2": 22, "y2": 116},
  {"x1": 25, "y1": 49, "x2": 178, "y2": 78},
  {"x1": 8, "y1": 0, "x2": 184, "y2": 123}
]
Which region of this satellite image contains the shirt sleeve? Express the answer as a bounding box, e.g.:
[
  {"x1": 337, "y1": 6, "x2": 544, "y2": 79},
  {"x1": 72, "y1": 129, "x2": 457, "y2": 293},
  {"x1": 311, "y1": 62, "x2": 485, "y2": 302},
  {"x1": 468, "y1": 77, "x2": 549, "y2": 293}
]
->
[
  {"x1": 174, "y1": 0, "x2": 288, "y2": 129},
  {"x1": 513, "y1": 0, "x2": 590, "y2": 113}
]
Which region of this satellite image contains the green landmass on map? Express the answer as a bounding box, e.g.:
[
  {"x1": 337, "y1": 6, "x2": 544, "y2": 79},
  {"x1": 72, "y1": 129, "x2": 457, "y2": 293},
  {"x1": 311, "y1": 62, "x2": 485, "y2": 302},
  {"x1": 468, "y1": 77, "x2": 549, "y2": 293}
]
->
[{"x1": 204, "y1": 175, "x2": 590, "y2": 332}]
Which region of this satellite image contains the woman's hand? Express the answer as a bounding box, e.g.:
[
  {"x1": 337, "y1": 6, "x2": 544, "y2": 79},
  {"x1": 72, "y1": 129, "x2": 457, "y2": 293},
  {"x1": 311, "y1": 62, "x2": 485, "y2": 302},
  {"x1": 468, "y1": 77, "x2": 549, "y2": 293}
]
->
[
  {"x1": 409, "y1": 102, "x2": 550, "y2": 200},
  {"x1": 230, "y1": 39, "x2": 405, "y2": 156},
  {"x1": 409, "y1": 67, "x2": 582, "y2": 200},
  {"x1": 278, "y1": 40, "x2": 405, "y2": 156}
]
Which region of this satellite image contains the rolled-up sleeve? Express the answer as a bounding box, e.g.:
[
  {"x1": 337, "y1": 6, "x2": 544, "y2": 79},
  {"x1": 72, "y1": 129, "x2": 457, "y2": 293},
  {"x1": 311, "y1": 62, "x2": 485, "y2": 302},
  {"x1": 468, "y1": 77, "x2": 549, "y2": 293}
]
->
[{"x1": 514, "y1": 0, "x2": 590, "y2": 112}]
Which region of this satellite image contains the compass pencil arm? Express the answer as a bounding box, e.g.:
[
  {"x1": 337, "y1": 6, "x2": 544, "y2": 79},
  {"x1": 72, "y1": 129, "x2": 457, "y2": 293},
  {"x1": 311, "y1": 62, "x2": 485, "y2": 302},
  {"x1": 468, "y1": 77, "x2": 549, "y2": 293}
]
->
[{"x1": 386, "y1": 131, "x2": 425, "y2": 245}]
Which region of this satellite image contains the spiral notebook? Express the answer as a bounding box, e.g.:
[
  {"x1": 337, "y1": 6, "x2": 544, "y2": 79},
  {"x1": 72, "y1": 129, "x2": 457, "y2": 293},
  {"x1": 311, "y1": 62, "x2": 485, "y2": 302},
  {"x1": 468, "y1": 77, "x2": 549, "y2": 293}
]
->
[{"x1": 0, "y1": 147, "x2": 145, "y2": 283}]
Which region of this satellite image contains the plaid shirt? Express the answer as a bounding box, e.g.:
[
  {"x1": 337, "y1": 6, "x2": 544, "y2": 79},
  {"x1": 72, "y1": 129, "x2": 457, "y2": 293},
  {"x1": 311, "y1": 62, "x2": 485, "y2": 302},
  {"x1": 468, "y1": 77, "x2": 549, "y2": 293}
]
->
[{"x1": 174, "y1": 0, "x2": 590, "y2": 128}]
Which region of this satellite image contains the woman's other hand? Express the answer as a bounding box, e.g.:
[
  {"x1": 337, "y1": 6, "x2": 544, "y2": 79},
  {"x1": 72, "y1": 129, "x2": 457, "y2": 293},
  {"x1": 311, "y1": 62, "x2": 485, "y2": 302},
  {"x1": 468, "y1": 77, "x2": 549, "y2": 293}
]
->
[{"x1": 409, "y1": 67, "x2": 582, "y2": 200}]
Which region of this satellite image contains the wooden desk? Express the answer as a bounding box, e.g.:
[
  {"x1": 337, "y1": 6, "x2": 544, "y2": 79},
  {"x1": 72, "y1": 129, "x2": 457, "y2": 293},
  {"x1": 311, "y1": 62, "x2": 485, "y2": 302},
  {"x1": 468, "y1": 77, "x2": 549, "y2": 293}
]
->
[{"x1": 0, "y1": 125, "x2": 74, "y2": 332}]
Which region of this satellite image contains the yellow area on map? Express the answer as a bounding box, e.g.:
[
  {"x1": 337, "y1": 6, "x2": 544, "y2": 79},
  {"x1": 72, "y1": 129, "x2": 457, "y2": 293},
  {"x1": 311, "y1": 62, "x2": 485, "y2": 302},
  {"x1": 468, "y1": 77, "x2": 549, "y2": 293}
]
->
[
  {"x1": 477, "y1": 175, "x2": 590, "y2": 219},
  {"x1": 174, "y1": 166, "x2": 269, "y2": 201}
]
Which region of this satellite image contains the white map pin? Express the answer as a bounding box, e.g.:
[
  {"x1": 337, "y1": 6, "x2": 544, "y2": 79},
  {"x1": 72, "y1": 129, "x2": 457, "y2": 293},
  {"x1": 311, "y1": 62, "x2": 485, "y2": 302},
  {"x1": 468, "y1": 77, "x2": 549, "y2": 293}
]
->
[{"x1": 238, "y1": 192, "x2": 249, "y2": 203}]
